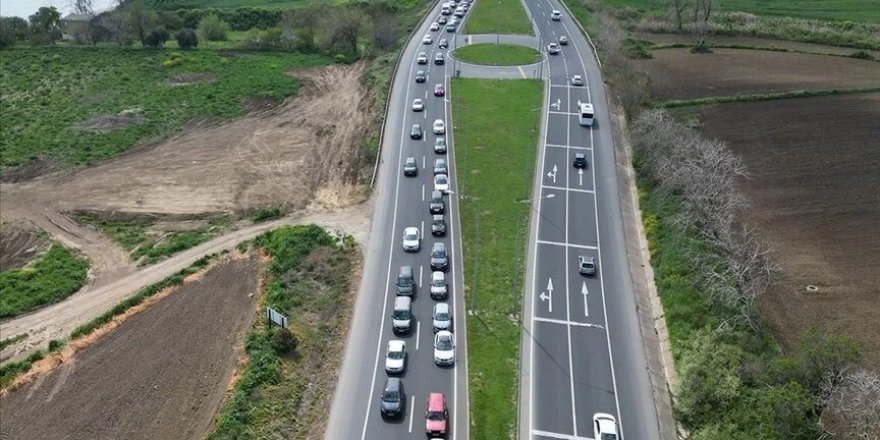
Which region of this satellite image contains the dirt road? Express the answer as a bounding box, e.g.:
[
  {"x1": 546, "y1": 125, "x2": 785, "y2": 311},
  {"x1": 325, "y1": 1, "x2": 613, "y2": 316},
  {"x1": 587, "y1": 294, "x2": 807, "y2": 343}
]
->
[
  {"x1": 0, "y1": 203, "x2": 371, "y2": 363},
  {"x1": 0, "y1": 256, "x2": 260, "y2": 440}
]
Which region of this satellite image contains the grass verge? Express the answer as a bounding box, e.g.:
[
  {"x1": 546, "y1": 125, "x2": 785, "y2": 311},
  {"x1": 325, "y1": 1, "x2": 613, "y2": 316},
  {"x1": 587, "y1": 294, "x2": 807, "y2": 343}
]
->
[
  {"x1": 454, "y1": 43, "x2": 541, "y2": 65},
  {"x1": 206, "y1": 225, "x2": 357, "y2": 439},
  {"x1": 0, "y1": 243, "x2": 89, "y2": 318},
  {"x1": 0, "y1": 253, "x2": 217, "y2": 389},
  {"x1": 0, "y1": 334, "x2": 27, "y2": 351},
  {"x1": 0, "y1": 47, "x2": 330, "y2": 171},
  {"x1": 451, "y1": 78, "x2": 543, "y2": 439},
  {"x1": 463, "y1": 0, "x2": 534, "y2": 35},
  {"x1": 76, "y1": 213, "x2": 235, "y2": 266},
  {"x1": 599, "y1": 0, "x2": 880, "y2": 23},
  {"x1": 653, "y1": 86, "x2": 880, "y2": 108}
]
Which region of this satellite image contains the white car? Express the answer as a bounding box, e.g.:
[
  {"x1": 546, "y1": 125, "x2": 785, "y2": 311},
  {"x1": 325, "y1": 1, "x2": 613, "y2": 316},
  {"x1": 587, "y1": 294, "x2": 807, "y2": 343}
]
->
[
  {"x1": 432, "y1": 302, "x2": 452, "y2": 333},
  {"x1": 412, "y1": 98, "x2": 424, "y2": 112},
  {"x1": 417, "y1": 52, "x2": 428, "y2": 64},
  {"x1": 432, "y1": 119, "x2": 446, "y2": 135},
  {"x1": 385, "y1": 340, "x2": 407, "y2": 374},
  {"x1": 430, "y1": 271, "x2": 447, "y2": 299},
  {"x1": 571, "y1": 75, "x2": 584, "y2": 86},
  {"x1": 402, "y1": 226, "x2": 421, "y2": 252},
  {"x1": 430, "y1": 21, "x2": 440, "y2": 31},
  {"x1": 551, "y1": 9, "x2": 562, "y2": 21},
  {"x1": 434, "y1": 173, "x2": 449, "y2": 193},
  {"x1": 433, "y1": 330, "x2": 455, "y2": 366},
  {"x1": 548, "y1": 43, "x2": 560, "y2": 55},
  {"x1": 422, "y1": 34, "x2": 433, "y2": 45},
  {"x1": 593, "y1": 413, "x2": 618, "y2": 440}
]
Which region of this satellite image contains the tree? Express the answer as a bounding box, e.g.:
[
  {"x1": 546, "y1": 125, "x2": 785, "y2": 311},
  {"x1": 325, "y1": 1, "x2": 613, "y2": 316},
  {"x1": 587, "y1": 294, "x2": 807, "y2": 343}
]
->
[
  {"x1": 71, "y1": 0, "x2": 94, "y2": 15},
  {"x1": 321, "y1": 6, "x2": 364, "y2": 56},
  {"x1": 175, "y1": 28, "x2": 198, "y2": 49},
  {"x1": 822, "y1": 369, "x2": 880, "y2": 440},
  {"x1": 144, "y1": 26, "x2": 169, "y2": 48},
  {"x1": 28, "y1": 6, "x2": 62, "y2": 45},
  {"x1": 0, "y1": 16, "x2": 29, "y2": 48},
  {"x1": 668, "y1": 0, "x2": 689, "y2": 31},
  {"x1": 370, "y1": 9, "x2": 398, "y2": 51},
  {"x1": 124, "y1": 0, "x2": 156, "y2": 46},
  {"x1": 198, "y1": 14, "x2": 229, "y2": 42},
  {"x1": 692, "y1": 0, "x2": 715, "y2": 49},
  {"x1": 795, "y1": 327, "x2": 861, "y2": 396},
  {"x1": 96, "y1": 10, "x2": 132, "y2": 46},
  {"x1": 675, "y1": 328, "x2": 744, "y2": 426}
]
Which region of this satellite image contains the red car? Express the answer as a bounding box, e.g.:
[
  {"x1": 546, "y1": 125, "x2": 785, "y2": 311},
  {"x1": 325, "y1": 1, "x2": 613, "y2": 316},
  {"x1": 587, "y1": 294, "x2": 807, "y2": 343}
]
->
[
  {"x1": 434, "y1": 83, "x2": 445, "y2": 97},
  {"x1": 425, "y1": 392, "x2": 448, "y2": 437}
]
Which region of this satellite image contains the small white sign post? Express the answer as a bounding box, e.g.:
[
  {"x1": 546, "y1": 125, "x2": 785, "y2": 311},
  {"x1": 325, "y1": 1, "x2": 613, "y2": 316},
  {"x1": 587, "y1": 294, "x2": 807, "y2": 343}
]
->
[{"x1": 266, "y1": 306, "x2": 288, "y2": 328}]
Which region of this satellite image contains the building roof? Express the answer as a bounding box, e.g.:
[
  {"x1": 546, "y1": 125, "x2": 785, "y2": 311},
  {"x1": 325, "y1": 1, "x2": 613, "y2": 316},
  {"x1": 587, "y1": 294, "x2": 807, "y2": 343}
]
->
[{"x1": 61, "y1": 13, "x2": 95, "y2": 22}]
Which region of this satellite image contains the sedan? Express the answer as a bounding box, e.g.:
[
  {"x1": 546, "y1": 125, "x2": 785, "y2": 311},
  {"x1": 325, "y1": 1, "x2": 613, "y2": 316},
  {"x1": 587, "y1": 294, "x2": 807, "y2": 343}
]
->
[
  {"x1": 430, "y1": 270, "x2": 448, "y2": 298},
  {"x1": 432, "y1": 302, "x2": 453, "y2": 333},
  {"x1": 573, "y1": 152, "x2": 587, "y2": 168},
  {"x1": 446, "y1": 24, "x2": 457, "y2": 33},
  {"x1": 412, "y1": 98, "x2": 424, "y2": 112},
  {"x1": 433, "y1": 119, "x2": 446, "y2": 135},
  {"x1": 571, "y1": 75, "x2": 584, "y2": 86},
  {"x1": 438, "y1": 16, "x2": 448, "y2": 25},
  {"x1": 433, "y1": 330, "x2": 455, "y2": 365},
  {"x1": 434, "y1": 137, "x2": 447, "y2": 154},
  {"x1": 422, "y1": 34, "x2": 433, "y2": 44},
  {"x1": 434, "y1": 173, "x2": 449, "y2": 193},
  {"x1": 411, "y1": 124, "x2": 423, "y2": 139},
  {"x1": 433, "y1": 158, "x2": 448, "y2": 175},
  {"x1": 403, "y1": 156, "x2": 418, "y2": 176},
  {"x1": 402, "y1": 226, "x2": 421, "y2": 252},
  {"x1": 559, "y1": 35, "x2": 568, "y2": 45},
  {"x1": 594, "y1": 413, "x2": 619, "y2": 440},
  {"x1": 417, "y1": 52, "x2": 428, "y2": 64},
  {"x1": 415, "y1": 70, "x2": 426, "y2": 83},
  {"x1": 434, "y1": 52, "x2": 446, "y2": 65},
  {"x1": 548, "y1": 43, "x2": 560, "y2": 54},
  {"x1": 430, "y1": 21, "x2": 440, "y2": 31},
  {"x1": 439, "y1": 38, "x2": 449, "y2": 49},
  {"x1": 578, "y1": 255, "x2": 597, "y2": 276},
  {"x1": 434, "y1": 83, "x2": 446, "y2": 96},
  {"x1": 385, "y1": 340, "x2": 407, "y2": 374}
]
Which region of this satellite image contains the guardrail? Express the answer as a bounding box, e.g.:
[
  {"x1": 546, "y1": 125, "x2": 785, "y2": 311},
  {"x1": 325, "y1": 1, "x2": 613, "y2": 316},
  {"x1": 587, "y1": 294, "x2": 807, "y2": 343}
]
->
[
  {"x1": 370, "y1": 0, "x2": 444, "y2": 188},
  {"x1": 556, "y1": 0, "x2": 602, "y2": 68}
]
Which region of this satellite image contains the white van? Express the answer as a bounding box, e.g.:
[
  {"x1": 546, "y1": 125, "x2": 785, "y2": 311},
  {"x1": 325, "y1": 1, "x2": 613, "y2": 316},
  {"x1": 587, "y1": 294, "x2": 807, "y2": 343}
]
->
[
  {"x1": 441, "y1": 2, "x2": 452, "y2": 15},
  {"x1": 578, "y1": 102, "x2": 595, "y2": 127}
]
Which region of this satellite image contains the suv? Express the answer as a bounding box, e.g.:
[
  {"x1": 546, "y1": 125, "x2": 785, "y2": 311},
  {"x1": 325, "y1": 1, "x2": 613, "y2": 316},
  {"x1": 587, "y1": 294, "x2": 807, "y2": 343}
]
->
[
  {"x1": 425, "y1": 393, "x2": 449, "y2": 437},
  {"x1": 578, "y1": 255, "x2": 597, "y2": 276},
  {"x1": 397, "y1": 265, "x2": 415, "y2": 295},
  {"x1": 433, "y1": 158, "x2": 448, "y2": 175},
  {"x1": 572, "y1": 153, "x2": 587, "y2": 169},
  {"x1": 434, "y1": 137, "x2": 447, "y2": 154},
  {"x1": 379, "y1": 377, "x2": 405, "y2": 419},
  {"x1": 435, "y1": 52, "x2": 446, "y2": 65},
  {"x1": 431, "y1": 214, "x2": 447, "y2": 237},
  {"x1": 411, "y1": 124, "x2": 423, "y2": 139},
  {"x1": 417, "y1": 52, "x2": 428, "y2": 64},
  {"x1": 551, "y1": 10, "x2": 562, "y2": 20},
  {"x1": 432, "y1": 302, "x2": 452, "y2": 332},
  {"x1": 415, "y1": 70, "x2": 426, "y2": 83},
  {"x1": 559, "y1": 35, "x2": 568, "y2": 45},
  {"x1": 429, "y1": 190, "x2": 445, "y2": 214},
  {"x1": 430, "y1": 270, "x2": 448, "y2": 299},
  {"x1": 439, "y1": 38, "x2": 449, "y2": 49},
  {"x1": 431, "y1": 242, "x2": 449, "y2": 271},
  {"x1": 403, "y1": 156, "x2": 418, "y2": 176},
  {"x1": 391, "y1": 296, "x2": 412, "y2": 334},
  {"x1": 548, "y1": 43, "x2": 560, "y2": 54}
]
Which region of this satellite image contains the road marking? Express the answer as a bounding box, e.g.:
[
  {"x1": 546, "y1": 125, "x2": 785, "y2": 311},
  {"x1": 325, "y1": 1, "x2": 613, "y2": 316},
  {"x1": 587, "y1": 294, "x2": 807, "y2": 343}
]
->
[
  {"x1": 546, "y1": 143, "x2": 591, "y2": 150},
  {"x1": 551, "y1": 98, "x2": 561, "y2": 110},
  {"x1": 423, "y1": 155, "x2": 427, "y2": 169},
  {"x1": 563, "y1": 70, "x2": 578, "y2": 438},
  {"x1": 409, "y1": 394, "x2": 416, "y2": 432},
  {"x1": 422, "y1": 184, "x2": 426, "y2": 201},
  {"x1": 549, "y1": 84, "x2": 586, "y2": 90},
  {"x1": 581, "y1": 282, "x2": 589, "y2": 317},
  {"x1": 538, "y1": 277, "x2": 554, "y2": 313},
  {"x1": 537, "y1": 239, "x2": 598, "y2": 250},
  {"x1": 546, "y1": 164, "x2": 558, "y2": 183},
  {"x1": 533, "y1": 316, "x2": 604, "y2": 330},
  {"x1": 578, "y1": 168, "x2": 584, "y2": 186},
  {"x1": 518, "y1": 65, "x2": 527, "y2": 78},
  {"x1": 532, "y1": 428, "x2": 595, "y2": 440},
  {"x1": 549, "y1": 111, "x2": 577, "y2": 116},
  {"x1": 420, "y1": 264, "x2": 424, "y2": 287},
  {"x1": 542, "y1": 185, "x2": 594, "y2": 194}
]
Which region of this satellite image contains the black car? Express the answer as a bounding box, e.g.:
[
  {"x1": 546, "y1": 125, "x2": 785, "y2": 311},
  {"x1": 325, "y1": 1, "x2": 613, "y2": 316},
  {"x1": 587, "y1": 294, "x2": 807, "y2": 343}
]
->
[
  {"x1": 415, "y1": 70, "x2": 426, "y2": 83},
  {"x1": 429, "y1": 190, "x2": 445, "y2": 214},
  {"x1": 431, "y1": 242, "x2": 449, "y2": 272},
  {"x1": 438, "y1": 38, "x2": 449, "y2": 49},
  {"x1": 411, "y1": 124, "x2": 423, "y2": 140},
  {"x1": 434, "y1": 52, "x2": 445, "y2": 65},
  {"x1": 403, "y1": 156, "x2": 418, "y2": 176},
  {"x1": 446, "y1": 24, "x2": 456, "y2": 33},
  {"x1": 573, "y1": 153, "x2": 587, "y2": 168},
  {"x1": 432, "y1": 215, "x2": 447, "y2": 236},
  {"x1": 434, "y1": 137, "x2": 447, "y2": 154},
  {"x1": 379, "y1": 377, "x2": 405, "y2": 419}
]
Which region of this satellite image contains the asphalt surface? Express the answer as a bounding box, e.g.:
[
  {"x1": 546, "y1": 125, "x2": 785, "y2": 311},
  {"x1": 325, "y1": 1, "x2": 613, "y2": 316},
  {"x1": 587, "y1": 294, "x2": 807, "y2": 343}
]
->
[
  {"x1": 326, "y1": 1, "x2": 469, "y2": 439},
  {"x1": 519, "y1": 1, "x2": 661, "y2": 439}
]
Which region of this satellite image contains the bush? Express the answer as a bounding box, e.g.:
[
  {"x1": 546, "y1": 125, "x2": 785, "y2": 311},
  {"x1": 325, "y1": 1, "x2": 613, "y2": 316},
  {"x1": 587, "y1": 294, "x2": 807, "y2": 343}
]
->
[
  {"x1": 251, "y1": 207, "x2": 284, "y2": 223},
  {"x1": 175, "y1": 28, "x2": 198, "y2": 50},
  {"x1": 198, "y1": 14, "x2": 229, "y2": 42},
  {"x1": 848, "y1": 50, "x2": 874, "y2": 60},
  {"x1": 144, "y1": 26, "x2": 170, "y2": 48},
  {"x1": 675, "y1": 328, "x2": 744, "y2": 425},
  {"x1": 270, "y1": 326, "x2": 297, "y2": 354}
]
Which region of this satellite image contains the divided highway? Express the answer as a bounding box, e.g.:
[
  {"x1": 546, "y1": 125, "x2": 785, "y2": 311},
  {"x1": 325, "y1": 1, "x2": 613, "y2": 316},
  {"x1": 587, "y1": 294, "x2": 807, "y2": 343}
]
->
[
  {"x1": 519, "y1": 0, "x2": 661, "y2": 439},
  {"x1": 326, "y1": 1, "x2": 469, "y2": 439}
]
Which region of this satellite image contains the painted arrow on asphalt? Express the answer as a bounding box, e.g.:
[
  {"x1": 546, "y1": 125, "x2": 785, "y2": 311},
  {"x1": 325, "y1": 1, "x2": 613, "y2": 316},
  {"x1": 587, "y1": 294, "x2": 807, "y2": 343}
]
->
[
  {"x1": 547, "y1": 164, "x2": 557, "y2": 183},
  {"x1": 581, "y1": 281, "x2": 589, "y2": 317},
  {"x1": 539, "y1": 277, "x2": 554, "y2": 312},
  {"x1": 578, "y1": 168, "x2": 584, "y2": 186}
]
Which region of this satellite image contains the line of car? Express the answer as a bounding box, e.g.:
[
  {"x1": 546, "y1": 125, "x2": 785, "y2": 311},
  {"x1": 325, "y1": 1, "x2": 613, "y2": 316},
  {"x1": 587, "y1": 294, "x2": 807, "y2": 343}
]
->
[{"x1": 378, "y1": 0, "x2": 473, "y2": 437}]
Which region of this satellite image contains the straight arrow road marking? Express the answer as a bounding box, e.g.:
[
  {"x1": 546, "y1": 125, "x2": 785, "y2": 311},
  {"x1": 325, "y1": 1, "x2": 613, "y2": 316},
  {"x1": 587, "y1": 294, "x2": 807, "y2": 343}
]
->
[
  {"x1": 538, "y1": 277, "x2": 554, "y2": 313},
  {"x1": 582, "y1": 281, "x2": 589, "y2": 317},
  {"x1": 578, "y1": 168, "x2": 584, "y2": 186}
]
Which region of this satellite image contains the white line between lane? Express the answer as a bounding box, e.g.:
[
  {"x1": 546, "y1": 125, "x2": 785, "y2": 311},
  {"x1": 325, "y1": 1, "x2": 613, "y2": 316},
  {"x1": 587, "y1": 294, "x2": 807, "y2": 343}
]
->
[
  {"x1": 533, "y1": 316, "x2": 605, "y2": 330},
  {"x1": 546, "y1": 144, "x2": 591, "y2": 151},
  {"x1": 562, "y1": 60, "x2": 579, "y2": 438},
  {"x1": 537, "y1": 239, "x2": 598, "y2": 250},
  {"x1": 532, "y1": 428, "x2": 596, "y2": 440},
  {"x1": 542, "y1": 185, "x2": 594, "y2": 194},
  {"x1": 409, "y1": 394, "x2": 416, "y2": 432},
  {"x1": 416, "y1": 321, "x2": 421, "y2": 351}
]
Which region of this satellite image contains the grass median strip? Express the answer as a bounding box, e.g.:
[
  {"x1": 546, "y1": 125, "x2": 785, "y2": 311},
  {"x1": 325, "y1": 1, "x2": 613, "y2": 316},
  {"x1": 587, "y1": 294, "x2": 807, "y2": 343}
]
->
[
  {"x1": 451, "y1": 78, "x2": 542, "y2": 439},
  {"x1": 454, "y1": 43, "x2": 541, "y2": 66},
  {"x1": 463, "y1": 0, "x2": 534, "y2": 35}
]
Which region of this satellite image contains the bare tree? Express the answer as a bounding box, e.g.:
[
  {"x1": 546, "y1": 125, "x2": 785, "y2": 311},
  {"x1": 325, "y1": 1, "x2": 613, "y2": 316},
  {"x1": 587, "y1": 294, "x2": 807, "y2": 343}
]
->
[
  {"x1": 668, "y1": 0, "x2": 689, "y2": 31},
  {"x1": 97, "y1": 10, "x2": 131, "y2": 46},
  {"x1": 821, "y1": 369, "x2": 880, "y2": 440},
  {"x1": 321, "y1": 6, "x2": 364, "y2": 56},
  {"x1": 692, "y1": 0, "x2": 715, "y2": 48},
  {"x1": 370, "y1": 10, "x2": 398, "y2": 52},
  {"x1": 71, "y1": 0, "x2": 94, "y2": 15}
]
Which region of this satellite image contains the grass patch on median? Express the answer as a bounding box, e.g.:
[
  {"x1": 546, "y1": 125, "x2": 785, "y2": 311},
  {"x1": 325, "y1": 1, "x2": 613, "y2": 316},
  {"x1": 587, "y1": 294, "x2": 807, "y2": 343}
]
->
[
  {"x1": 451, "y1": 78, "x2": 543, "y2": 439},
  {"x1": 0, "y1": 243, "x2": 89, "y2": 318},
  {"x1": 463, "y1": 0, "x2": 534, "y2": 35},
  {"x1": 454, "y1": 43, "x2": 541, "y2": 65}
]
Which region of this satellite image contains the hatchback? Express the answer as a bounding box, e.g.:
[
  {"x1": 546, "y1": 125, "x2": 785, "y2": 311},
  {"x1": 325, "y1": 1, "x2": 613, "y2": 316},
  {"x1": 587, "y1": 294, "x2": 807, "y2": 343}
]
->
[
  {"x1": 411, "y1": 124, "x2": 423, "y2": 139},
  {"x1": 431, "y1": 242, "x2": 449, "y2": 271},
  {"x1": 432, "y1": 302, "x2": 452, "y2": 333},
  {"x1": 412, "y1": 98, "x2": 424, "y2": 112},
  {"x1": 430, "y1": 270, "x2": 448, "y2": 298},
  {"x1": 403, "y1": 156, "x2": 418, "y2": 176},
  {"x1": 573, "y1": 153, "x2": 587, "y2": 169},
  {"x1": 425, "y1": 393, "x2": 448, "y2": 436},
  {"x1": 431, "y1": 214, "x2": 447, "y2": 237},
  {"x1": 380, "y1": 377, "x2": 405, "y2": 419},
  {"x1": 433, "y1": 158, "x2": 448, "y2": 175},
  {"x1": 434, "y1": 173, "x2": 449, "y2": 193},
  {"x1": 434, "y1": 137, "x2": 447, "y2": 154},
  {"x1": 433, "y1": 119, "x2": 445, "y2": 135},
  {"x1": 402, "y1": 226, "x2": 421, "y2": 252},
  {"x1": 434, "y1": 83, "x2": 446, "y2": 96},
  {"x1": 578, "y1": 255, "x2": 597, "y2": 276}
]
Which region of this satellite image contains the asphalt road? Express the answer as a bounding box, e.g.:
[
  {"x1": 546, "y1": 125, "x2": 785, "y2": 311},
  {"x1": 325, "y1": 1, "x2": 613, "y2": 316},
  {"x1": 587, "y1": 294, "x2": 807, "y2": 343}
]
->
[
  {"x1": 519, "y1": 0, "x2": 661, "y2": 439},
  {"x1": 326, "y1": 1, "x2": 470, "y2": 439}
]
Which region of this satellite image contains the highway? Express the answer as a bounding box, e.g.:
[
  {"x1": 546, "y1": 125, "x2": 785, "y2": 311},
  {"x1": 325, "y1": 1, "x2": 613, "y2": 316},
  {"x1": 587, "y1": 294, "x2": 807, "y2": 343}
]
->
[
  {"x1": 326, "y1": 1, "x2": 469, "y2": 439},
  {"x1": 519, "y1": 0, "x2": 661, "y2": 439}
]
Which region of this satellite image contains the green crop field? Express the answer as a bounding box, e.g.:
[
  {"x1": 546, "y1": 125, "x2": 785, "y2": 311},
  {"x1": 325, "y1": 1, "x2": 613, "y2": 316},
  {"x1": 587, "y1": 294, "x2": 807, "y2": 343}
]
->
[
  {"x1": 0, "y1": 47, "x2": 330, "y2": 171},
  {"x1": 463, "y1": 0, "x2": 534, "y2": 35},
  {"x1": 600, "y1": 0, "x2": 880, "y2": 22},
  {"x1": 454, "y1": 43, "x2": 541, "y2": 65}
]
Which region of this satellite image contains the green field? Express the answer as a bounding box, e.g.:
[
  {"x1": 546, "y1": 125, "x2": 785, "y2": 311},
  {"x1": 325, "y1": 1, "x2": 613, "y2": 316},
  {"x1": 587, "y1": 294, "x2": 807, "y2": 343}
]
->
[
  {"x1": 0, "y1": 47, "x2": 330, "y2": 171},
  {"x1": 454, "y1": 43, "x2": 541, "y2": 65},
  {"x1": 463, "y1": 0, "x2": 534, "y2": 35},
  {"x1": 601, "y1": 0, "x2": 879, "y2": 22},
  {"x1": 153, "y1": 0, "x2": 311, "y2": 9},
  {"x1": 451, "y1": 78, "x2": 542, "y2": 439},
  {"x1": 0, "y1": 244, "x2": 89, "y2": 318}
]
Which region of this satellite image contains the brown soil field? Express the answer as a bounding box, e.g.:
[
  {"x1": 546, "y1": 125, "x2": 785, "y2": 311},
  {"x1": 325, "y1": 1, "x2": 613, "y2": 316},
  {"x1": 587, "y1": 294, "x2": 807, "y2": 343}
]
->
[
  {"x1": 0, "y1": 255, "x2": 260, "y2": 440},
  {"x1": 0, "y1": 223, "x2": 47, "y2": 271},
  {"x1": 682, "y1": 93, "x2": 880, "y2": 367},
  {"x1": 640, "y1": 49, "x2": 880, "y2": 101},
  {"x1": 633, "y1": 31, "x2": 880, "y2": 58}
]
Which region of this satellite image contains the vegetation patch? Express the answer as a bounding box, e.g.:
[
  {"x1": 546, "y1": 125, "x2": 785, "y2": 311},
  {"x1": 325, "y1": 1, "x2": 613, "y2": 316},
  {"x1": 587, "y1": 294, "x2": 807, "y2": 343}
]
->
[
  {"x1": 653, "y1": 86, "x2": 880, "y2": 108},
  {"x1": 0, "y1": 243, "x2": 89, "y2": 318},
  {"x1": 598, "y1": 0, "x2": 880, "y2": 23},
  {"x1": 451, "y1": 78, "x2": 543, "y2": 439},
  {"x1": 250, "y1": 206, "x2": 285, "y2": 223},
  {"x1": 463, "y1": 0, "x2": 534, "y2": 35},
  {"x1": 0, "y1": 334, "x2": 28, "y2": 351},
  {"x1": 206, "y1": 225, "x2": 357, "y2": 439},
  {"x1": 454, "y1": 43, "x2": 541, "y2": 65}
]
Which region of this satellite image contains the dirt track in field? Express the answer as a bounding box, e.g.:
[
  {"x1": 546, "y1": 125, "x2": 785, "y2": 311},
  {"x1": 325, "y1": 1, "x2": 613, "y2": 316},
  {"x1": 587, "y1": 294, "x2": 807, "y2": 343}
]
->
[
  {"x1": 686, "y1": 93, "x2": 880, "y2": 367},
  {"x1": 640, "y1": 48, "x2": 880, "y2": 101},
  {"x1": 0, "y1": 255, "x2": 260, "y2": 440},
  {"x1": 634, "y1": 32, "x2": 880, "y2": 58}
]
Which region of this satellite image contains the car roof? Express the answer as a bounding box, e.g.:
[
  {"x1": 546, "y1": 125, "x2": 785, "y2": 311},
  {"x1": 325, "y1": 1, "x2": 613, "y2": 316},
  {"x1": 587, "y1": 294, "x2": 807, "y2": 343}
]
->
[
  {"x1": 434, "y1": 302, "x2": 450, "y2": 313},
  {"x1": 432, "y1": 190, "x2": 443, "y2": 197},
  {"x1": 433, "y1": 242, "x2": 446, "y2": 250},
  {"x1": 388, "y1": 340, "x2": 405, "y2": 351},
  {"x1": 405, "y1": 226, "x2": 419, "y2": 233},
  {"x1": 433, "y1": 214, "x2": 444, "y2": 220},
  {"x1": 432, "y1": 270, "x2": 445, "y2": 278},
  {"x1": 406, "y1": 156, "x2": 416, "y2": 162},
  {"x1": 427, "y1": 392, "x2": 445, "y2": 408},
  {"x1": 595, "y1": 413, "x2": 617, "y2": 432},
  {"x1": 385, "y1": 377, "x2": 401, "y2": 389}
]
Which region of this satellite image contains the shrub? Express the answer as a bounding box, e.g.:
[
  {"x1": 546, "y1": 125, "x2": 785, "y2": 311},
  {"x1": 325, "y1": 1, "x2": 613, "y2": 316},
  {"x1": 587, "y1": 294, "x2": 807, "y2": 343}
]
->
[
  {"x1": 675, "y1": 328, "x2": 744, "y2": 425},
  {"x1": 848, "y1": 50, "x2": 874, "y2": 60},
  {"x1": 251, "y1": 207, "x2": 284, "y2": 223},
  {"x1": 175, "y1": 28, "x2": 198, "y2": 50},
  {"x1": 270, "y1": 326, "x2": 297, "y2": 354},
  {"x1": 0, "y1": 244, "x2": 89, "y2": 318},
  {"x1": 198, "y1": 14, "x2": 229, "y2": 42},
  {"x1": 144, "y1": 26, "x2": 170, "y2": 48}
]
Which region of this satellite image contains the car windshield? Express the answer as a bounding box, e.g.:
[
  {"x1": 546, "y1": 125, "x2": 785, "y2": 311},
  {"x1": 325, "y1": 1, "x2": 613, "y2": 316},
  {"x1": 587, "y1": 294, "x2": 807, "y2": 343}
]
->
[
  {"x1": 436, "y1": 176, "x2": 447, "y2": 184},
  {"x1": 399, "y1": 277, "x2": 412, "y2": 287},
  {"x1": 433, "y1": 248, "x2": 445, "y2": 258},
  {"x1": 383, "y1": 390, "x2": 400, "y2": 401},
  {"x1": 393, "y1": 309, "x2": 410, "y2": 319},
  {"x1": 427, "y1": 410, "x2": 445, "y2": 420},
  {"x1": 405, "y1": 231, "x2": 418, "y2": 240},
  {"x1": 433, "y1": 278, "x2": 445, "y2": 286},
  {"x1": 436, "y1": 336, "x2": 452, "y2": 349},
  {"x1": 388, "y1": 349, "x2": 404, "y2": 360},
  {"x1": 435, "y1": 311, "x2": 449, "y2": 320}
]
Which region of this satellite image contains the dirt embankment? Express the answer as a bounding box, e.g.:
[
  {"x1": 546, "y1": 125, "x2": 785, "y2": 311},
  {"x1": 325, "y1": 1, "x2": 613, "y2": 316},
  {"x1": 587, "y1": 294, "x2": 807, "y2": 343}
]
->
[
  {"x1": 0, "y1": 255, "x2": 261, "y2": 440},
  {"x1": 687, "y1": 93, "x2": 880, "y2": 367},
  {"x1": 0, "y1": 223, "x2": 48, "y2": 271}
]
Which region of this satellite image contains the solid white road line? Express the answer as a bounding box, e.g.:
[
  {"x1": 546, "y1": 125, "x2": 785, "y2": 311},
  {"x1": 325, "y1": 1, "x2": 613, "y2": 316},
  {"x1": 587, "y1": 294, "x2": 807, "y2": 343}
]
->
[
  {"x1": 409, "y1": 394, "x2": 416, "y2": 433},
  {"x1": 420, "y1": 264, "x2": 424, "y2": 288},
  {"x1": 533, "y1": 316, "x2": 605, "y2": 330},
  {"x1": 422, "y1": 184, "x2": 426, "y2": 201},
  {"x1": 563, "y1": 69, "x2": 579, "y2": 438},
  {"x1": 416, "y1": 321, "x2": 421, "y2": 351},
  {"x1": 532, "y1": 428, "x2": 595, "y2": 440},
  {"x1": 542, "y1": 185, "x2": 594, "y2": 194},
  {"x1": 518, "y1": 65, "x2": 527, "y2": 78},
  {"x1": 549, "y1": 111, "x2": 578, "y2": 116},
  {"x1": 537, "y1": 240, "x2": 598, "y2": 250},
  {"x1": 545, "y1": 143, "x2": 591, "y2": 150}
]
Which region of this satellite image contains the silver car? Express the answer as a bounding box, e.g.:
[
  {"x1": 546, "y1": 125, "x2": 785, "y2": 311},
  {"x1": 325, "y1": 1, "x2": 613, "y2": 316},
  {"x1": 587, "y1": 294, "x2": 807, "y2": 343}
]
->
[
  {"x1": 430, "y1": 271, "x2": 448, "y2": 299},
  {"x1": 433, "y1": 158, "x2": 448, "y2": 175},
  {"x1": 402, "y1": 227, "x2": 421, "y2": 252},
  {"x1": 432, "y1": 302, "x2": 453, "y2": 333}
]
